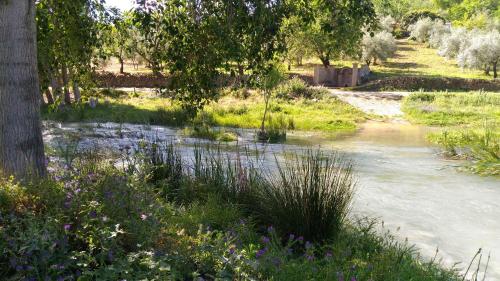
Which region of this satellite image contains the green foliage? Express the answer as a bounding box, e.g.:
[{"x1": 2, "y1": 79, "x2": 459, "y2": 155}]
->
[
  {"x1": 403, "y1": 91, "x2": 500, "y2": 176},
  {"x1": 132, "y1": 0, "x2": 293, "y2": 111},
  {"x1": 36, "y1": 0, "x2": 108, "y2": 92},
  {"x1": 301, "y1": 0, "x2": 378, "y2": 67},
  {"x1": 402, "y1": 10, "x2": 445, "y2": 30},
  {"x1": 274, "y1": 78, "x2": 329, "y2": 100}
]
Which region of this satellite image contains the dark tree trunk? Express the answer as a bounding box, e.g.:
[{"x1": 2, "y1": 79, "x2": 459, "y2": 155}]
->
[
  {"x1": 119, "y1": 57, "x2": 124, "y2": 74},
  {"x1": 0, "y1": 0, "x2": 46, "y2": 178},
  {"x1": 493, "y1": 62, "x2": 498, "y2": 79},
  {"x1": 45, "y1": 89, "x2": 55, "y2": 105},
  {"x1": 320, "y1": 56, "x2": 330, "y2": 68},
  {"x1": 62, "y1": 65, "x2": 71, "y2": 104}
]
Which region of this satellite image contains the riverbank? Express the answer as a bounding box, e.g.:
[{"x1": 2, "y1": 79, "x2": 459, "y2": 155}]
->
[
  {"x1": 42, "y1": 85, "x2": 371, "y2": 137},
  {"x1": 1, "y1": 137, "x2": 466, "y2": 280},
  {"x1": 402, "y1": 91, "x2": 499, "y2": 176}
]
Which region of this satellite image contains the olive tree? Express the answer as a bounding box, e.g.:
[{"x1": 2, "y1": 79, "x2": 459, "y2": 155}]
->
[
  {"x1": 304, "y1": 0, "x2": 377, "y2": 67},
  {"x1": 438, "y1": 27, "x2": 470, "y2": 59},
  {"x1": 380, "y1": 15, "x2": 396, "y2": 32},
  {"x1": 409, "y1": 17, "x2": 435, "y2": 43},
  {"x1": 428, "y1": 20, "x2": 450, "y2": 48},
  {"x1": 457, "y1": 30, "x2": 500, "y2": 78},
  {"x1": 362, "y1": 31, "x2": 397, "y2": 66}
]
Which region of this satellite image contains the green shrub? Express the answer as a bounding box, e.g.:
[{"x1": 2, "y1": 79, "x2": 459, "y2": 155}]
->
[
  {"x1": 274, "y1": 78, "x2": 328, "y2": 100},
  {"x1": 257, "y1": 150, "x2": 355, "y2": 242}
]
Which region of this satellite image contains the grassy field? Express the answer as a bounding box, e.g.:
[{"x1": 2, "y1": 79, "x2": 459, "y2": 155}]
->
[
  {"x1": 291, "y1": 40, "x2": 490, "y2": 81},
  {"x1": 43, "y1": 88, "x2": 369, "y2": 134},
  {"x1": 402, "y1": 91, "x2": 499, "y2": 175}
]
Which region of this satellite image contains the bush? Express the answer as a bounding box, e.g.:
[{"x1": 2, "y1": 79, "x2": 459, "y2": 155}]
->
[
  {"x1": 257, "y1": 150, "x2": 355, "y2": 242},
  {"x1": 274, "y1": 78, "x2": 328, "y2": 100}
]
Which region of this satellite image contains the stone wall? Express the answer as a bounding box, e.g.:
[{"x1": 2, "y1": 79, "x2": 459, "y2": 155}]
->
[{"x1": 313, "y1": 63, "x2": 370, "y2": 87}]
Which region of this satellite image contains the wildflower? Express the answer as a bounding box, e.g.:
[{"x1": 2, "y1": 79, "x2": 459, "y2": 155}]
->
[
  {"x1": 140, "y1": 214, "x2": 148, "y2": 221},
  {"x1": 261, "y1": 236, "x2": 270, "y2": 244},
  {"x1": 228, "y1": 247, "x2": 236, "y2": 255},
  {"x1": 89, "y1": 210, "x2": 97, "y2": 218},
  {"x1": 63, "y1": 224, "x2": 71, "y2": 231},
  {"x1": 297, "y1": 236, "x2": 304, "y2": 242},
  {"x1": 102, "y1": 216, "x2": 109, "y2": 222},
  {"x1": 351, "y1": 278, "x2": 357, "y2": 281},
  {"x1": 256, "y1": 247, "x2": 268, "y2": 258}
]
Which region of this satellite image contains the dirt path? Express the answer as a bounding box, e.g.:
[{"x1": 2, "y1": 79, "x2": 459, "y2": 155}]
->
[{"x1": 329, "y1": 89, "x2": 410, "y2": 118}]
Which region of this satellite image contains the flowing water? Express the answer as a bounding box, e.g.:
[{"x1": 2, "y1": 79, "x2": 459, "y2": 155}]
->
[{"x1": 43, "y1": 121, "x2": 500, "y2": 280}]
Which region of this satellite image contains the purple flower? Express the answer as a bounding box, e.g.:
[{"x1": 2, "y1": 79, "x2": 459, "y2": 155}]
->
[
  {"x1": 297, "y1": 236, "x2": 304, "y2": 242},
  {"x1": 228, "y1": 247, "x2": 236, "y2": 255},
  {"x1": 256, "y1": 247, "x2": 268, "y2": 258},
  {"x1": 267, "y1": 226, "x2": 274, "y2": 233},
  {"x1": 351, "y1": 278, "x2": 357, "y2": 281},
  {"x1": 261, "y1": 236, "x2": 270, "y2": 244},
  {"x1": 63, "y1": 224, "x2": 71, "y2": 231},
  {"x1": 337, "y1": 272, "x2": 345, "y2": 281},
  {"x1": 89, "y1": 210, "x2": 97, "y2": 218}
]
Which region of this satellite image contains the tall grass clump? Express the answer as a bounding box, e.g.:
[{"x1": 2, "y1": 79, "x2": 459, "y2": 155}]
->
[{"x1": 258, "y1": 150, "x2": 356, "y2": 242}]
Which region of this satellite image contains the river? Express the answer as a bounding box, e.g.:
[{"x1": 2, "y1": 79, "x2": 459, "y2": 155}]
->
[{"x1": 43, "y1": 121, "x2": 500, "y2": 280}]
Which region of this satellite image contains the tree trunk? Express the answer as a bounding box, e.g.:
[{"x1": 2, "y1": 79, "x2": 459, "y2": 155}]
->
[
  {"x1": 50, "y1": 73, "x2": 62, "y2": 101},
  {"x1": 62, "y1": 65, "x2": 71, "y2": 104},
  {"x1": 493, "y1": 62, "x2": 498, "y2": 79},
  {"x1": 320, "y1": 57, "x2": 330, "y2": 68},
  {"x1": 45, "y1": 89, "x2": 55, "y2": 105},
  {"x1": 260, "y1": 90, "x2": 271, "y2": 132},
  {"x1": 119, "y1": 57, "x2": 124, "y2": 74},
  {"x1": 0, "y1": 0, "x2": 46, "y2": 178},
  {"x1": 73, "y1": 81, "x2": 81, "y2": 103},
  {"x1": 485, "y1": 66, "x2": 490, "y2": 76}
]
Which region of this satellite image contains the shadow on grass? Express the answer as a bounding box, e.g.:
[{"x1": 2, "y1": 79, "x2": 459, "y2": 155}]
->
[{"x1": 42, "y1": 103, "x2": 193, "y2": 127}]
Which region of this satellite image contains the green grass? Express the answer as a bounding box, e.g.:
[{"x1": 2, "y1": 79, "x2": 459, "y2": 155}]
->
[
  {"x1": 402, "y1": 91, "x2": 500, "y2": 175},
  {"x1": 43, "y1": 89, "x2": 369, "y2": 133},
  {"x1": 205, "y1": 94, "x2": 367, "y2": 132}
]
